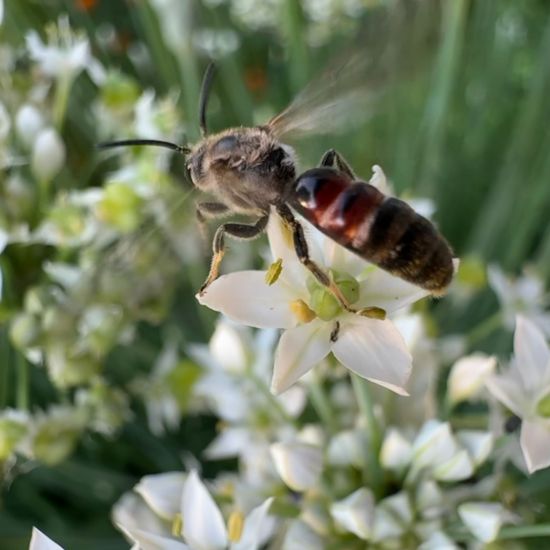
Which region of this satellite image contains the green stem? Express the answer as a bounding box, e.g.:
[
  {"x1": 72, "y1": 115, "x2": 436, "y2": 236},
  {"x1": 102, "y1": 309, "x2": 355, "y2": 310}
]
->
[
  {"x1": 351, "y1": 373, "x2": 383, "y2": 497},
  {"x1": 248, "y1": 371, "x2": 296, "y2": 426},
  {"x1": 16, "y1": 352, "x2": 29, "y2": 410},
  {"x1": 0, "y1": 330, "x2": 9, "y2": 408},
  {"x1": 466, "y1": 311, "x2": 503, "y2": 346},
  {"x1": 498, "y1": 524, "x2": 550, "y2": 540},
  {"x1": 308, "y1": 375, "x2": 337, "y2": 435},
  {"x1": 53, "y1": 73, "x2": 73, "y2": 130}
]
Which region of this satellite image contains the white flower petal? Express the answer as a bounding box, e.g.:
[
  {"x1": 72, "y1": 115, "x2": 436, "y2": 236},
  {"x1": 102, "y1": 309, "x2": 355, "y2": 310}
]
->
[
  {"x1": 116, "y1": 525, "x2": 190, "y2": 550},
  {"x1": 135, "y1": 472, "x2": 186, "y2": 520},
  {"x1": 418, "y1": 531, "x2": 458, "y2": 550},
  {"x1": 232, "y1": 497, "x2": 274, "y2": 550},
  {"x1": 330, "y1": 488, "x2": 375, "y2": 540},
  {"x1": 29, "y1": 528, "x2": 64, "y2": 550},
  {"x1": 271, "y1": 321, "x2": 332, "y2": 394},
  {"x1": 283, "y1": 520, "x2": 325, "y2": 550},
  {"x1": 458, "y1": 502, "x2": 506, "y2": 543},
  {"x1": 31, "y1": 128, "x2": 65, "y2": 182},
  {"x1": 369, "y1": 165, "x2": 391, "y2": 194},
  {"x1": 327, "y1": 429, "x2": 367, "y2": 468},
  {"x1": 209, "y1": 321, "x2": 249, "y2": 372},
  {"x1": 447, "y1": 354, "x2": 496, "y2": 405},
  {"x1": 412, "y1": 421, "x2": 459, "y2": 471},
  {"x1": 113, "y1": 492, "x2": 169, "y2": 539},
  {"x1": 357, "y1": 268, "x2": 431, "y2": 314},
  {"x1": 267, "y1": 213, "x2": 310, "y2": 289},
  {"x1": 332, "y1": 316, "x2": 411, "y2": 395},
  {"x1": 277, "y1": 385, "x2": 308, "y2": 417},
  {"x1": 270, "y1": 441, "x2": 323, "y2": 492},
  {"x1": 520, "y1": 419, "x2": 550, "y2": 473},
  {"x1": 433, "y1": 449, "x2": 474, "y2": 482},
  {"x1": 456, "y1": 430, "x2": 493, "y2": 467},
  {"x1": 514, "y1": 315, "x2": 550, "y2": 390},
  {"x1": 380, "y1": 428, "x2": 413, "y2": 471},
  {"x1": 485, "y1": 373, "x2": 527, "y2": 418},
  {"x1": 198, "y1": 271, "x2": 296, "y2": 329},
  {"x1": 204, "y1": 428, "x2": 252, "y2": 460},
  {"x1": 182, "y1": 470, "x2": 227, "y2": 550}
]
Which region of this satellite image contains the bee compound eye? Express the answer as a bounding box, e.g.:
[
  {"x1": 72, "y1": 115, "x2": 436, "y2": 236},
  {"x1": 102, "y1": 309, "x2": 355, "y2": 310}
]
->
[{"x1": 211, "y1": 135, "x2": 239, "y2": 160}]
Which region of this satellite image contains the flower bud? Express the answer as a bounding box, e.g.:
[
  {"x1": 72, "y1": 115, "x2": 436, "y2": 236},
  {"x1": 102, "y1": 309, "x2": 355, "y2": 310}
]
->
[
  {"x1": 15, "y1": 104, "x2": 44, "y2": 147},
  {"x1": 270, "y1": 441, "x2": 322, "y2": 492},
  {"x1": 31, "y1": 127, "x2": 65, "y2": 183},
  {"x1": 10, "y1": 312, "x2": 42, "y2": 349},
  {"x1": 330, "y1": 488, "x2": 375, "y2": 540},
  {"x1": 0, "y1": 410, "x2": 29, "y2": 460},
  {"x1": 0, "y1": 101, "x2": 10, "y2": 140}
]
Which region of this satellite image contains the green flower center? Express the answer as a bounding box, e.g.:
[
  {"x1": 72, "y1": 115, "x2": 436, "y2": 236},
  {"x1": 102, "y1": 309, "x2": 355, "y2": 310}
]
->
[
  {"x1": 536, "y1": 392, "x2": 550, "y2": 418},
  {"x1": 308, "y1": 270, "x2": 359, "y2": 321}
]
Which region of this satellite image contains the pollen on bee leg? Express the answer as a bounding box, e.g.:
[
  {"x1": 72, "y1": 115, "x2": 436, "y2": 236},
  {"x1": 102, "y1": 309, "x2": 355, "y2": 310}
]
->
[
  {"x1": 290, "y1": 299, "x2": 316, "y2": 323},
  {"x1": 228, "y1": 509, "x2": 245, "y2": 542},
  {"x1": 265, "y1": 258, "x2": 283, "y2": 285}
]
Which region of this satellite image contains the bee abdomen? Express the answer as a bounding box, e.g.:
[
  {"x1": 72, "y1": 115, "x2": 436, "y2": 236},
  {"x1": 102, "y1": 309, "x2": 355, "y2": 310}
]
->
[
  {"x1": 362, "y1": 198, "x2": 454, "y2": 292},
  {"x1": 292, "y1": 168, "x2": 454, "y2": 293}
]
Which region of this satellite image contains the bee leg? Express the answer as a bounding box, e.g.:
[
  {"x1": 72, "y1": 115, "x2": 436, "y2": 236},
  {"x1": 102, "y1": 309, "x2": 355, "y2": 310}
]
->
[
  {"x1": 276, "y1": 204, "x2": 356, "y2": 313},
  {"x1": 196, "y1": 201, "x2": 231, "y2": 249},
  {"x1": 199, "y1": 215, "x2": 269, "y2": 295},
  {"x1": 319, "y1": 149, "x2": 357, "y2": 179}
]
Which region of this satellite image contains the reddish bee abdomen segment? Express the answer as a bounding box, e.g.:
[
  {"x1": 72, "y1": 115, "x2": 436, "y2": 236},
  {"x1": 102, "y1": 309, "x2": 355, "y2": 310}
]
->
[
  {"x1": 291, "y1": 167, "x2": 454, "y2": 293},
  {"x1": 292, "y1": 168, "x2": 384, "y2": 246}
]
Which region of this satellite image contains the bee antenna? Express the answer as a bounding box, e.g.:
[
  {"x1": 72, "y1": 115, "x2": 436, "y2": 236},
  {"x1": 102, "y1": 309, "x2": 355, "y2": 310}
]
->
[
  {"x1": 97, "y1": 139, "x2": 190, "y2": 155},
  {"x1": 199, "y1": 62, "x2": 216, "y2": 137}
]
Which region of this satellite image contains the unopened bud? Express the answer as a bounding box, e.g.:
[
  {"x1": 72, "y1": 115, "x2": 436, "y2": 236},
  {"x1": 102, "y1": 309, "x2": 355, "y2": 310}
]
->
[
  {"x1": 31, "y1": 127, "x2": 65, "y2": 183},
  {"x1": 15, "y1": 104, "x2": 44, "y2": 147}
]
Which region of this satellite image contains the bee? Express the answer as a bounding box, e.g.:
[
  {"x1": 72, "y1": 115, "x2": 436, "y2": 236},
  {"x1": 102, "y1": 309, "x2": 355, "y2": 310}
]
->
[{"x1": 100, "y1": 60, "x2": 453, "y2": 312}]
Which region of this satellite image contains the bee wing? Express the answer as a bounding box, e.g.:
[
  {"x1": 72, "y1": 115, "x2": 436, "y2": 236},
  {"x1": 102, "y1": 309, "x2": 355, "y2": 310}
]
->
[
  {"x1": 267, "y1": 54, "x2": 388, "y2": 138},
  {"x1": 268, "y1": 1, "x2": 439, "y2": 139}
]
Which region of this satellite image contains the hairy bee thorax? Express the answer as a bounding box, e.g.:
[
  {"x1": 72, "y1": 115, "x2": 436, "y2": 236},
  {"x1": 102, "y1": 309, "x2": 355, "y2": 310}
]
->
[{"x1": 187, "y1": 126, "x2": 297, "y2": 214}]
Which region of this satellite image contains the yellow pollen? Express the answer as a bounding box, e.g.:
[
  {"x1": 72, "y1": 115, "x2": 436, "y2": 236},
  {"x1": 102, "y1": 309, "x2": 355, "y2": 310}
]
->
[
  {"x1": 290, "y1": 299, "x2": 316, "y2": 323},
  {"x1": 358, "y1": 306, "x2": 387, "y2": 320},
  {"x1": 228, "y1": 510, "x2": 245, "y2": 542},
  {"x1": 265, "y1": 258, "x2": 283, "y2": 285},
  {"x1": 171, "y1": 513, "x2": 183, "y2": 537}
]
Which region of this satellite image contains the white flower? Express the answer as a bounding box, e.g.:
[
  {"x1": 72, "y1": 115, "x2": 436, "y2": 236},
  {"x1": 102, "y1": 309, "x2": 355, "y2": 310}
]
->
[
  {"x1": 382, "y1": 420, "x2": 492, "y2": 483},
  {"x1": 447, "y1": 353, "x2": 496, "y2": 405},
  {"x1": 331, "y1": 487, "x2": 375, "y2": 540},
  {"x1": 458, "y1": 502, "x2": 508, "y2": 543},
  {"x1": 198, "y1": 206, "x2": 434, "y2": 396},
  {"x1": 15, "y1": 104, "x2": 44, "y2": 147},
  {"x1": 31, "y1": 127, "x2": 65, "y2": 183},
  {"x1": 486, "y1": 315, "x2": 550, "y2": 473},
  {"x1": 114, "y1": 470, "x2": 274, "y2": 550},
  {"x1": 26, "y1": 17, "x2": 104, "y2": 83},
  {"x1": 488, "y1": 265, "x2": 550, "y2": 335},
  {"x1": 29, "y1": 528, "x2": 64, "y2": 550},
  {"x1": 270, "y1": 441, "x2": 323, "y2": 491}
]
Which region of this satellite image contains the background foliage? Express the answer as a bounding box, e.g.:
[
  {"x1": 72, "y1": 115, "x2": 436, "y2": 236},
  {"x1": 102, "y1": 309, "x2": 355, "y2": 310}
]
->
[{"x1": 1, "y1": 0, "x2": 550, "y2": 548}]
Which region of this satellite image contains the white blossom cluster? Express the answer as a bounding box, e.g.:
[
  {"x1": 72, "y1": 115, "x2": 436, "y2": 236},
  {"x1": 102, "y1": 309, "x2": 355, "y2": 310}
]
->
[{"x1": 1, "y1": 5, "x2": 550, "y2": 550}]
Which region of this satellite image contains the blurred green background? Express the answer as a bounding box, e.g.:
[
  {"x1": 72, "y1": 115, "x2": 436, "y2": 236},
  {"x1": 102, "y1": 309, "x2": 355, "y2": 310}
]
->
[{"x1": 1, "y1": 0, "x2": 550, "y2": 548}]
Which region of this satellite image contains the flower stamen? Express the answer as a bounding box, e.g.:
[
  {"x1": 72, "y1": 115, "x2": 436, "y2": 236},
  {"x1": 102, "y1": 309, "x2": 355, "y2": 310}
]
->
[
  {"x1": 171, "y1": 513, "x2": 183, "y2": 537},
  {"x1": 290, "y1": 299, "x2": 316, "y2": 323},
  {"x1": 358, "y1": 306, "x2": 386, "y2": 320},
  {"x1": 265, "y1": 258, "x2": 283, "y2": 285},
  {"x1": 227, "y1": 509, "x2": 245, "y2": 542}
]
